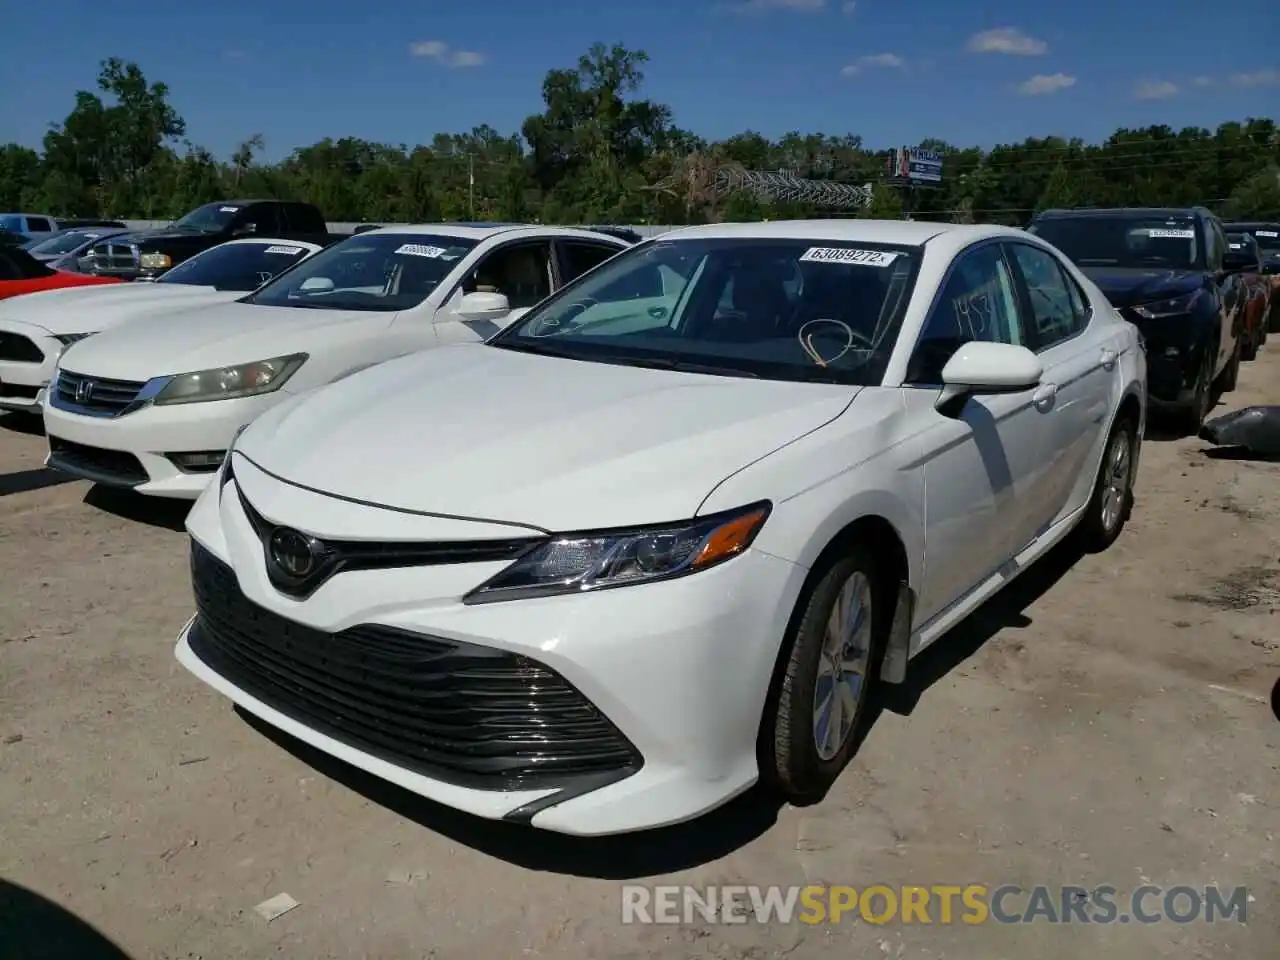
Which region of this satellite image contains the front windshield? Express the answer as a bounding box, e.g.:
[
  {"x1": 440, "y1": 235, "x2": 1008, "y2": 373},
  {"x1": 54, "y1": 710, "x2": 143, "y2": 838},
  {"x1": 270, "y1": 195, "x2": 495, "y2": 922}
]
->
[
  {"x1": 1240, "y1": 227, "x2": 1279, "y2": 250},
  {"x1": 0, "y1": 215, "x2": 23, "y2": 233},
  {"x1": 1226, "y1": 234, "x2": 1256, "y2": 255},
  {"x1": 28, "y1": 230, "x2": 109, "y2": 256},
  {"x1": 492, "y1": 237, "x2": 920, "y2": 385},
  {"x1": 1029, "y1": 216, "x2": 1201, "y2": 269},
  {"x1": 245, "y1": 233, "x2": 478, "y2": 312},
  {"x1": 173, "y1": 203, "x2": 243, "y2": 234},
  {"x1": 159, "y1": 241, "x2": 314, "y2": 291}
]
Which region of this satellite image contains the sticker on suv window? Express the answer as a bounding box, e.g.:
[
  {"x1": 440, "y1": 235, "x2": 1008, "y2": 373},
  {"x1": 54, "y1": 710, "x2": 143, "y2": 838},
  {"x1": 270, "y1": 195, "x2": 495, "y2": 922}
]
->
[
  {"x1": 396, "y1": 244, "x2": 447, "y2": 258},
  {"x1": 1146, "y1": 228, "x2": 1194, "y2": 238},
  {"x1": 263, "y1": 245, "x2": 304, "y2": 255},
  {"x1": 799, "y1": 247, "x2": 900, "y2": 266},
  {"x1": 1258, "y1": 230, "x2": 1278, "y2": 237},
  {"x1": 219, "y1": 206, "x2": 239, "y2": 213}
]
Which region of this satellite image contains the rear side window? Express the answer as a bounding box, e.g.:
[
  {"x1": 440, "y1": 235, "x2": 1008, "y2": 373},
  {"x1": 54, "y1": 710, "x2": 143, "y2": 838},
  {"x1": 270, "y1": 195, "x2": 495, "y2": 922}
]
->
[
  {"x1": 559, "y1": 242, "x2": 622, "y2": 284},
  {"x1": 1007, "y1": 243, "x2": 1088, "y2": 350}
]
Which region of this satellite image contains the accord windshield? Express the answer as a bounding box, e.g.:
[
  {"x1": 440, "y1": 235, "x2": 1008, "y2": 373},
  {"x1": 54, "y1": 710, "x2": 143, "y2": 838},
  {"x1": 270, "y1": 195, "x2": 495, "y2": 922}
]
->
[
  {"x1": 490, "y1": 237, "x2": 921, "y2": 385},
  {"x1": 1235, "y1": 226, "x2": 1280, "y2": 250},
  {"x1": 173, "y1": 203, "x2": 243, "y2": 234},
  {"x1": 159, "y1": 241, "x2": 314, "y2": 291},
  {"x1": 243, "y1": 233, "x2": 478, "y2": 312},
  {"x1": 1029, "y1": 215, "x2": 1202, "y2": 270}
]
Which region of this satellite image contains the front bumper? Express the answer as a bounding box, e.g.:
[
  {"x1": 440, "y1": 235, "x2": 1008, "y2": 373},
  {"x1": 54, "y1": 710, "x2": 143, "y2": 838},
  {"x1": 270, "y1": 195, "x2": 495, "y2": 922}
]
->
[
  {"x1": 43, "y1": 388, "x2": 286, "y2": 498},
  {"x1": 0, "y1": 321, "x2": 61, "y2": 413},
  {"x1": 174, "y1": 466, "x2": 809, "y2": 835},
  {"x1": 1127, "y1": 313, "x2": 1207, "y2": 406}
]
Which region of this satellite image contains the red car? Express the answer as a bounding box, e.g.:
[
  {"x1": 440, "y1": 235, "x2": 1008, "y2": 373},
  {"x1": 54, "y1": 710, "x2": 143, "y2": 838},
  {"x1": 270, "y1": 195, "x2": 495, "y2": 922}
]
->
[{"x1": 0, "y1": 246, "x2": 121, "y2": 300}]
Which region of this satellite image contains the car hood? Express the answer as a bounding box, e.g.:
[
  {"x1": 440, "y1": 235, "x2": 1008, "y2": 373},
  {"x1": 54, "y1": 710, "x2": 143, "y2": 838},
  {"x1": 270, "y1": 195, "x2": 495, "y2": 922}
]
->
[
  {"x1": 57, "y1": 301, "x2": 378, "y2": 380},
  {"x1": 236, "y1": 344, "x2": 858, "y2": 531},
  {"x1": 1078, "y1": 266, "x2": 1203, "y2": 309},
  {"x1": 0, "y1": 283, "x2": 235, "y2": 335}
]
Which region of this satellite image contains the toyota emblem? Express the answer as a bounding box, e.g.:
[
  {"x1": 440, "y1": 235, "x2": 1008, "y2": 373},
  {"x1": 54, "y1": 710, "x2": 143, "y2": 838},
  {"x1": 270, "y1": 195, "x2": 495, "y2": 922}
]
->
[
  {"x1": 267, "y1": 527, "x2": 324, "y2": 579},
  {"x1": 74, "y1": 379, "x2": 94, "y2": 404}
]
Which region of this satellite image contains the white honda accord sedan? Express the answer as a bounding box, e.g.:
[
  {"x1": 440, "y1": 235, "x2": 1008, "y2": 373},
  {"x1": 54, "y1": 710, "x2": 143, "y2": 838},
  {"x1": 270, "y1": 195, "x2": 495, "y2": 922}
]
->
[
  {"x1": 41, "y1": 224, "x2": 628, "y2": 496},
  {"x1": 0, "y1": 238, "x2": 321, "y2": 414},
  {"x1": 176, "y1": 220, "x2": 1146, "y2": 836}
]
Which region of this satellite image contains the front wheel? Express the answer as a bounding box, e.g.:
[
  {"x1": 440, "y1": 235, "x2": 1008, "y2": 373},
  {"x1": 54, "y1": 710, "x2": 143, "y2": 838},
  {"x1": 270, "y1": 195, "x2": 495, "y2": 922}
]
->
[
  {"x1": 1214, "y1": 336, "x2": 1241, "y2": 394},
  {"x1": 1075, "y1": 417, "x2": 1138, "y2": 553},
  {"x1": 761, "y1": 545, "x2": 886, "y2": 803}
]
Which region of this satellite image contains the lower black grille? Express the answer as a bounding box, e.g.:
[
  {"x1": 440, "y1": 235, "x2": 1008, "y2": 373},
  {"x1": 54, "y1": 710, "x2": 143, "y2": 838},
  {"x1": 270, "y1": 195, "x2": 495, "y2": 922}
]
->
[
  {"x1": 0, "y1": 332, "x2": 43, "y2": 363},
  {"x1": 47, "y1": 436, "x2": 148, "y2": 486},
  {"x1": 0, "y1": 382, "x2": 40, "y2": 399},
  {"x1": 186, "y1": 543, "x2": 642, "y2": 791},
  {"x1": 55, "y1": 370, "x2": 145, "y2": 415}
]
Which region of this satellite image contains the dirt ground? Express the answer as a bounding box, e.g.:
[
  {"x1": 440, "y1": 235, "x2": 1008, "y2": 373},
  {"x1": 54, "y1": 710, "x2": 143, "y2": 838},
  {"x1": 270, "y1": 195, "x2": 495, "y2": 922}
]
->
[{"x1": 1, "y1": 352, "x2": 1277, "y2": 960}]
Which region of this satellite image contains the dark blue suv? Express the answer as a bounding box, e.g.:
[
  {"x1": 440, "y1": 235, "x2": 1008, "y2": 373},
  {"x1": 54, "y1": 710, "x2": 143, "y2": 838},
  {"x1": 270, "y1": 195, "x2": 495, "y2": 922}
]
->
[{"x1": 1028, "y1": 207, "x2": 1246, "y2": 433}]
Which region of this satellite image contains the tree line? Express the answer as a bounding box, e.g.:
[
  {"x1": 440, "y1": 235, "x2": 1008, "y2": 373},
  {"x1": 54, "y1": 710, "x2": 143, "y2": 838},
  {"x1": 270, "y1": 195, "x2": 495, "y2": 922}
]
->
[{"x1": 2, "y1": 46, "x2": 1278, "y2": 226}]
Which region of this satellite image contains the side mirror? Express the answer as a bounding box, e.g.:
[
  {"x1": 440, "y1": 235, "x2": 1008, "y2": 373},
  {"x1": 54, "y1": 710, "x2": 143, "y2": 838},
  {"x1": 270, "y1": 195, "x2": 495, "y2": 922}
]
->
[
  {"x1": 937, "y1": 342, "x2": 1043, "y2": 411},
  {"x1": 455, "y1": 290, "x2": 512, "y2": 321}
]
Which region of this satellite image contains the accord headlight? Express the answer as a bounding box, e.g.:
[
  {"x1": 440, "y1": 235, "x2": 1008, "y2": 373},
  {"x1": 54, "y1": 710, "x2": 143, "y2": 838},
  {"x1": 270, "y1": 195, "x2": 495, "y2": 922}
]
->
[
  {"x1": 1131, "y1": 289, "x2": 1205, "y2": 320},
  {"x1": 153, "y1": 353, "x2": 307, "y2": 406},
  {"x1": 463, "y1": 501, "x2": 771, "y2": 604},
  {"x1": 139, "y1": 252, "x2": 171, "y2": 270}
]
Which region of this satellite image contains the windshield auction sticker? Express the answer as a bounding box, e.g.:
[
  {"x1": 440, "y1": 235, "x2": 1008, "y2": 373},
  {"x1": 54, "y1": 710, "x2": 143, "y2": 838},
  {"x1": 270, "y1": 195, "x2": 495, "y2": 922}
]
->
[
  {"x1": 799, "y1": 247, "x2": 900, "y2": 266},
  {"x1": 396, "y1": 244, "x2": 447, "y2": 258},
  {"x1": 1146, "y1": 229, "x2": 1195, "y2": 238},
  {"x1": 263, "y1": 245, "x2": 305, "y2": 255}
]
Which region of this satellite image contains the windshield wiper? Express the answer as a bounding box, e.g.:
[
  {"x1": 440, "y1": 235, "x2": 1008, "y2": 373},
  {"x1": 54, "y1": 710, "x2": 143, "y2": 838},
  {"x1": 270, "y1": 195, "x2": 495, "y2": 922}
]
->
[
  {"x1": 584, "y1": 353, "x2": 761, "y2": 378},
  {"x1": 490, "y1": 340, "x2": 586, "y2": 360}
]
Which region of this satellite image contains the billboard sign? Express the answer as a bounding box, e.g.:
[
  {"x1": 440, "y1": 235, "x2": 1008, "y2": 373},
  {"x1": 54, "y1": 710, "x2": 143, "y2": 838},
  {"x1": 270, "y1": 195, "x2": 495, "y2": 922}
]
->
[{"x1": 888, "y1": 147, "x2": 943, "y2": 185}]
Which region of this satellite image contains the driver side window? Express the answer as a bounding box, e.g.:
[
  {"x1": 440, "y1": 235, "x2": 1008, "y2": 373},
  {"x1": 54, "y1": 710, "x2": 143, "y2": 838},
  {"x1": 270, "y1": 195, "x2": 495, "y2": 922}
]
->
[
  {"x1": 462, "y1": 242, "x2": 553, "y2": 308},
  {"x1": 906, "y1": 244, "x2": 1023, "y2": 384}
]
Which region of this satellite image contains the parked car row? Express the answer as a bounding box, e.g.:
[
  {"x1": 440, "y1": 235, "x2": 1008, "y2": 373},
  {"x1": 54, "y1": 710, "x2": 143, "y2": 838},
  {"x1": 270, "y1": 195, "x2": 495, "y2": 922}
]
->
[
  {"x1": 1026, "y1": 206, "x2": 1271, "y2": 433},
  {"x1": 0, "y1": 213, "x2": 1150, "y2": 836}
]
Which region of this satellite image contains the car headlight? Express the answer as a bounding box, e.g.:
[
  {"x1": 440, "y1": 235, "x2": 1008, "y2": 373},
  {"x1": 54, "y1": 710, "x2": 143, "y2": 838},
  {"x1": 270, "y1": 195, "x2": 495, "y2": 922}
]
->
[
  {"x1": 153, "y1": 354, "x2": 307, "y2": 406},
  {"x1": 1131, "y1": 289, "x2": 1205, "y2": 319},
  {"x1": 53, "y1": 332, "x2": 94, "y2": 347},
  {"x1": 462, "y1": 501, "x2": 771, "y2": 605},
  {"x1": 139, "y1": 252, "x2": 171, "y2": 270}
]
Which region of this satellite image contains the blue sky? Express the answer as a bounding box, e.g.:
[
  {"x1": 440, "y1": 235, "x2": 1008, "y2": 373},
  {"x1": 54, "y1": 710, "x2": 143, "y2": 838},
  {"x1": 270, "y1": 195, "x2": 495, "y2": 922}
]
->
[{"x1": 1, "y1": 0, "x2": 1276, "y2": 162}]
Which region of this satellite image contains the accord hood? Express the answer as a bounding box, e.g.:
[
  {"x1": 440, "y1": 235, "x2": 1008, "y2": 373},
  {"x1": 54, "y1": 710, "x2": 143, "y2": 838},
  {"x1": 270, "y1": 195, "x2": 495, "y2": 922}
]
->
[
  {"x1": 1078, "y1": 266, "x2": 1202, "y2": 309},
  {"x1": 56, "y1": 301, "x2": 381, "y2": 381},
  {"x1": 0, "y1": 283, "x2": 236, "y2": 335},
  {"x1": 236, "y1": 344, "x2": 858, "y2": 531}
]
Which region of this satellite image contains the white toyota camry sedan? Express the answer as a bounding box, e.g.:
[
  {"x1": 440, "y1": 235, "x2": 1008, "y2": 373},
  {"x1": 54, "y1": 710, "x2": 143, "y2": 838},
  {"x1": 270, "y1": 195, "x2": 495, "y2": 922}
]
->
[
  {"x1": 0, "y1": 238, "x2": 321, "y2": 414},
  {"x1": 41, "y1": 224, "x2": 628, "y2": 497},
  {"x1": 176, "y1": 220, "x2": 1146, "y2": 836}
]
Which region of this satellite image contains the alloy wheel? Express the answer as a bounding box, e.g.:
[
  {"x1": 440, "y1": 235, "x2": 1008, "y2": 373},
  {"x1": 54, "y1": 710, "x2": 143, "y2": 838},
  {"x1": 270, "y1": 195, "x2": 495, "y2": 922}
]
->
[
  {"x1": 1100, "y1": 430, "x2": 1132, "y2": 533},
  {"x1": 812, "y1": 570, "x2": 873, "y2": 761}
]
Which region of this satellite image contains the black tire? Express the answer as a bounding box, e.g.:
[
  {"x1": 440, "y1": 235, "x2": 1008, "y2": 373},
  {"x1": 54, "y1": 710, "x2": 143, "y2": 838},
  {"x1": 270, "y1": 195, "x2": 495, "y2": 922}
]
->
[
  {"x1": 760, "y1": 543, "x2": 888, "y2": 804},
  {"x1": 1214, "y1": 336, "x2": 1241, "y2": 394},
  {"x1": 1170, "y1": 345, "x2": 1214, "y2": 436},
  {"x1": 1075, "y1": 416, "x2": 1138, "y2": 553},
  {"x1": 1242, "y1": 325, "x2": 1258, "y2": 361}
]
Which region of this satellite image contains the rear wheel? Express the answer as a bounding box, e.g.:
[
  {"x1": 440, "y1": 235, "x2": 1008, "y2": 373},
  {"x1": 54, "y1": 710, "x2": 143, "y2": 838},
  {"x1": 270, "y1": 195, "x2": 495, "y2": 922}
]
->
[
  {"x1": 1075, "y1": 417, "x2": 1137, "y2": 553},
  {"x1": 761, "y1": 545, "x2": 887, "y2": 803}
]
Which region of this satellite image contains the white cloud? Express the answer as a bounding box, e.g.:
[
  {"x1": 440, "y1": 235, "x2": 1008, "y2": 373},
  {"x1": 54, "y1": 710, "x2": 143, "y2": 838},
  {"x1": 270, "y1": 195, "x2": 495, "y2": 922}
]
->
[
  {"x1": 1228, "y1": 68, "x2": 1280, "y2": 87},
  {"x1": 1192, "y1": 75, "x2": 1215, "y2": 87},
  {"x1": 1016, "y1": 72, "x2": 1076, "y2": 95},
  {"x1": 967, "y1": 27, "x2": 1047, "y2": 56},
  {"x1": 1133, "y1": 80, "x2": 1177, "y2": 100},
  {"x1": 408, "y1": 40, "x2": 485, "y2": 67},
  {"x1": 724, "y1": 0, "x2": 825, "y2": 11},
  {"x1": 842, "y1": 52, "x2": 905, "y2": 75}
]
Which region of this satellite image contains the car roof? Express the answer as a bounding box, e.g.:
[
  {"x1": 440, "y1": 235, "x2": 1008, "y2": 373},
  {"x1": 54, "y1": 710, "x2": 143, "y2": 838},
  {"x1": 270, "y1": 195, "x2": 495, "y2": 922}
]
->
[
  {"x1": 220, "y1": 237, "x2": 324, "y2": 250},
  {"x1": 357, "y1": 223, "x2": 632, "y2": 243},
  {"x1": 1035, "y1": 207, "x2": 1210, "y2": 220},
  {"x1": 651, "y1": 219, "x2": 1011, "y2": 247}
]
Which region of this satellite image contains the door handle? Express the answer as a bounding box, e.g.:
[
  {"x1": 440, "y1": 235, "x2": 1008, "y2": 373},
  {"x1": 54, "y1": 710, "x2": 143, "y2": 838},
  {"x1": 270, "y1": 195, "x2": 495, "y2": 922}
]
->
[
  {"x1": 1100, "y1": 348, "x2": 1117, "y2": 370},
  {"x1": 1032, "y1": 383, "x2": 1057, "y2": 409}
]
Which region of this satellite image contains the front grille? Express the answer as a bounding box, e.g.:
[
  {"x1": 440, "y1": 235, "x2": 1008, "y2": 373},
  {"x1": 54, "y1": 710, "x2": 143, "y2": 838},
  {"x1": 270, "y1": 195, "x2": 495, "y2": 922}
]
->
[
  {"x1": 55, "y1": 370, "x2": 145, "y2": 416},
  {"x1": 186, "y1": 542, "x2": 643, "y2": 791},
  {"x1": 47, "y1": 436, "x2": 148, "y2": 486},
  {"x1": 86, "y1": 241, "x2": 138, "y2": 272},
  {"x1": 0, "y1": 332, "x2": 43, "y2": 363}
]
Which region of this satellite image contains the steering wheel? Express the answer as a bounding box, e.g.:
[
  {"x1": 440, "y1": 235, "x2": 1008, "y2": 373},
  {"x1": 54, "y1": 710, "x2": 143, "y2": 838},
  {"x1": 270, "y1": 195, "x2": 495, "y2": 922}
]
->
[
  {"x1": 528, "y1": 298, "x2": 599, "y2": 338},
  {"x1": 798, "y1": 318, "x2": 871, "y2": 367}
]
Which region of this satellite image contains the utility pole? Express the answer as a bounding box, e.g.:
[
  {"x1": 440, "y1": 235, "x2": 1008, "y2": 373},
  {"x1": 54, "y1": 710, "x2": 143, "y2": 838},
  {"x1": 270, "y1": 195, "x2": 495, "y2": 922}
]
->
[{"x1": 467, "y1": 153, "x2": 475, "y2": 221}]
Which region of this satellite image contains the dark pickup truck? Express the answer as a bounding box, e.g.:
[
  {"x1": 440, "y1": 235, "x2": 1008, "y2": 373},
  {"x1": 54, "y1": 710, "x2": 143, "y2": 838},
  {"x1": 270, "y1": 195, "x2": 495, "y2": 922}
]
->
[{"x1": 80, "y1": 200, "x2": 348, "y2": 281}]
